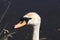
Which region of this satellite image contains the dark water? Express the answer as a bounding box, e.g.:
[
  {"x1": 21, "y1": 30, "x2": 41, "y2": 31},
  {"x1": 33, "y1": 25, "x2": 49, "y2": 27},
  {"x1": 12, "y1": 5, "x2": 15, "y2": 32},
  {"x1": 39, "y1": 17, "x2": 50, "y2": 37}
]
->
[{"x1": 0, "y1": 0, "x2": 60, "y2": 40}]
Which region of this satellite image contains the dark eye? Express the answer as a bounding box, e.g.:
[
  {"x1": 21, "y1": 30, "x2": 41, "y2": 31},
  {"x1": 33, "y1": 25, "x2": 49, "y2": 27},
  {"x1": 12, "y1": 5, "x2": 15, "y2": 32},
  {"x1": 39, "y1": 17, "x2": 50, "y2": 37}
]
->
[{"x1": 28, "y1": 18, "x2": 32, "y2": 19}]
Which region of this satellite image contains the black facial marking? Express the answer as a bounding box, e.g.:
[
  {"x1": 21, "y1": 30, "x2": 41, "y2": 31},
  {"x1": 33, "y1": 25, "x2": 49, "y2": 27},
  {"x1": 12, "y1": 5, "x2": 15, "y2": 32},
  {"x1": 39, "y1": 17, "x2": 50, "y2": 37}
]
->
[
  {"x1": 16, "y1": 17, "x2": 32, "y2": 24},
  {"x1": 20, "y1": 17, "x2": 32, "y2": 23}
]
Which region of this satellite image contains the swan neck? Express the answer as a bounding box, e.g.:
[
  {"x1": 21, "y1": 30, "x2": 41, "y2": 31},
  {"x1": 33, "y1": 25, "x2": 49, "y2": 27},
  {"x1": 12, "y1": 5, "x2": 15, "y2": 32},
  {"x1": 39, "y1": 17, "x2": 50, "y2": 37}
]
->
[{"x1": 33, "y1": 25, "x2": 40, "y2": 40}]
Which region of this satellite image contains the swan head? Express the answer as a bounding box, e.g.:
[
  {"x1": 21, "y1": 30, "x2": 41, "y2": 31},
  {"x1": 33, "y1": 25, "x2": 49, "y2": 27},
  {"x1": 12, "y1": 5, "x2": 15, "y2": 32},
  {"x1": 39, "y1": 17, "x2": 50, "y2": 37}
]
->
[{"x1": 14, "y1": 12, "x2": 41, "y2": 28}]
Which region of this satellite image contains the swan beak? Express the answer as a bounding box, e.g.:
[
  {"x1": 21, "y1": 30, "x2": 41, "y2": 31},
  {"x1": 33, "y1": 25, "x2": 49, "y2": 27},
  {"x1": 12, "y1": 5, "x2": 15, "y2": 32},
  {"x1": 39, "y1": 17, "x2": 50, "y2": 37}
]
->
[{"x1": 14, "y1": 20, "x2": 26, "y2": 28}]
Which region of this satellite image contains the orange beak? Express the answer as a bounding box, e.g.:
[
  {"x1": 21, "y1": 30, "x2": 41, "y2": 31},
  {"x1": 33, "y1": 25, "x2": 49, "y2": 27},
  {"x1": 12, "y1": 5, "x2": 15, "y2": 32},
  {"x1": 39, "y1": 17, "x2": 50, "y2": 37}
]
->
[{"x1": 14, "y1": 20, "x2": 26, "y2": 28}]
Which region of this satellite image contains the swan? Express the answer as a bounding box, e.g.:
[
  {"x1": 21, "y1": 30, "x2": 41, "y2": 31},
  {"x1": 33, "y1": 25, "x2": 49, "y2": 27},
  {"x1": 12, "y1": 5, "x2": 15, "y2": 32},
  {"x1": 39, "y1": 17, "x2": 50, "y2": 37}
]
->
[{"x1": 14, "y1": 12, "x2": 41, "y2": 40}]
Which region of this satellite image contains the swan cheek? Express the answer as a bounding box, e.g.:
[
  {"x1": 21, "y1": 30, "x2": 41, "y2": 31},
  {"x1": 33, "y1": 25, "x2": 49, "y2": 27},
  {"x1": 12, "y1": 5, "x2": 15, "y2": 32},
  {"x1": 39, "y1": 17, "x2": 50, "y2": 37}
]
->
[{"x1": 14, "y1": 20, "x2": 26, "y2": 28}]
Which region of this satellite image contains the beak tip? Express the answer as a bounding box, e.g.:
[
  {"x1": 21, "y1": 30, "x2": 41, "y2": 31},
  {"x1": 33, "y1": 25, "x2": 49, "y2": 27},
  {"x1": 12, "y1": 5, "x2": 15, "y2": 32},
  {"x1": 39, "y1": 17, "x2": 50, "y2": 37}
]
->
[
  {"x1": 14, "y1": 27, "x2": 16, "y2": 28},
  {"x1": 14, "y1": 20, "x2": 26, "y2": 29},
  {"x1": 14, "y1": 25, "x2": 18, "y2": 28}
]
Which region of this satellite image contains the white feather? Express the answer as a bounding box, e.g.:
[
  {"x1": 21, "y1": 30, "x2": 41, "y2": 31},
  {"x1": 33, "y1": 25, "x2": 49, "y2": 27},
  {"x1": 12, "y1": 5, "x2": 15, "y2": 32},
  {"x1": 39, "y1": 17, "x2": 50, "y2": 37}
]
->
[{"x1": 23, "y1": 12, "x2": 41, "y2": 40}]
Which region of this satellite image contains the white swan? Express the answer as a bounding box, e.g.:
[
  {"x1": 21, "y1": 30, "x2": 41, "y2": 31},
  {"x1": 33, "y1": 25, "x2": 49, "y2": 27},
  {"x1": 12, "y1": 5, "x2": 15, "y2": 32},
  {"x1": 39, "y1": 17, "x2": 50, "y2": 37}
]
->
[{"x1": 14, "y1": 12, "x2": 41, "y2": 40}]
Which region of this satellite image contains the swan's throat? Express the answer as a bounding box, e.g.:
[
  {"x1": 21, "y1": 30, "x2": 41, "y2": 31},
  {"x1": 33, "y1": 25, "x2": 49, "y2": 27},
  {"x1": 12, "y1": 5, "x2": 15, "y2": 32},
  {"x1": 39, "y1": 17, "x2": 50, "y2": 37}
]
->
[{"x1": 33, "y1": 25, "x2": 40, "y2": 40}]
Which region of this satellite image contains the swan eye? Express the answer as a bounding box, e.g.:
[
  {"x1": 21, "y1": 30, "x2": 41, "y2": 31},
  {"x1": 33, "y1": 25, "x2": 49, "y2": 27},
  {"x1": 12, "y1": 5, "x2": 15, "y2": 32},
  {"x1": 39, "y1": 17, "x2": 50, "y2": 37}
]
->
[{"x1": 28, "y1": 18, "x2": 32, "y2": 19}]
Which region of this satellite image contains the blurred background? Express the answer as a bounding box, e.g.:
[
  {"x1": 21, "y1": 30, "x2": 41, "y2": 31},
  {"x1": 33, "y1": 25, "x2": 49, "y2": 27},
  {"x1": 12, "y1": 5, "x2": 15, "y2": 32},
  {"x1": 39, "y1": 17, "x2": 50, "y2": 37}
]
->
[{"x1": 0, "y1": 0, "x2": 60, "y2": 40}]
